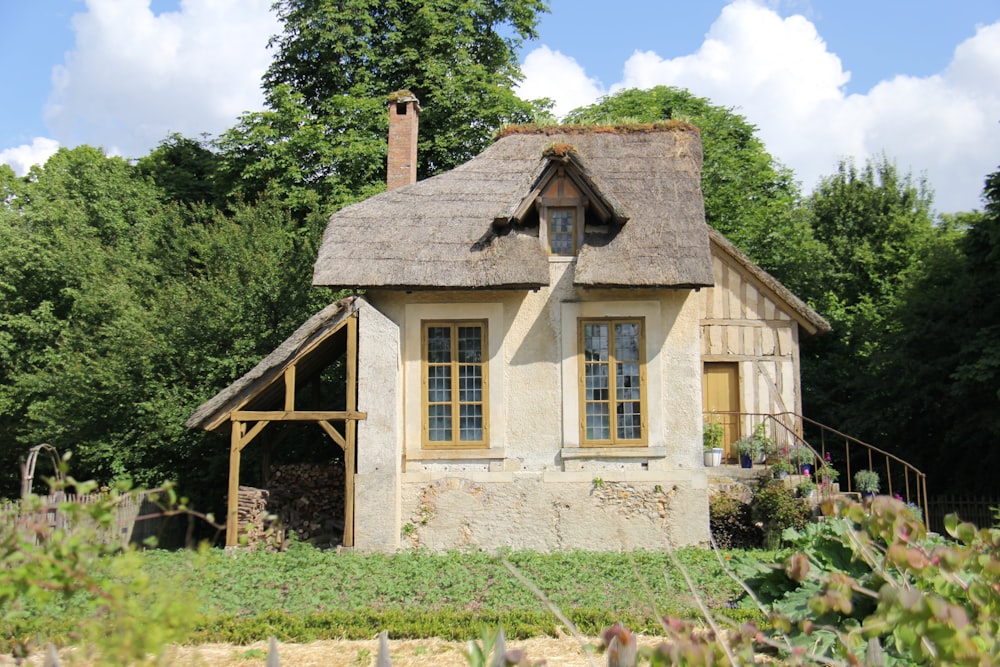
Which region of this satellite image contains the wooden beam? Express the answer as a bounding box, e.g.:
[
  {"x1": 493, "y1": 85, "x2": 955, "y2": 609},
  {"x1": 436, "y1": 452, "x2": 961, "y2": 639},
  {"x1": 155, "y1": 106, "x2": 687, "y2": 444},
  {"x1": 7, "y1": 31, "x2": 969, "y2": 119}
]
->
[
  {"x1": 284, "y1": 364, "x2": 296, "y2": 411},
  {"x1": 226, "y1": 421, "x2": 245, "y2": 547},
  {"x1": 231, "y1": 410, "x2": 367, "y2": 422},
  {"x1": 344, "y1": 313, "x2": 358, "y2": 548},
  {"x1": 347, "y1": 314, "x2": 358, "y2": 411},
  {"x1": 344, "y1": 418, "x2": 356, "y2": 548},
  {"x1": 238, "y1": 420, "x2": 269, "y2": 450},
  {"x1": 317, "y1": 420, "x2": 347, "y2": 450}
]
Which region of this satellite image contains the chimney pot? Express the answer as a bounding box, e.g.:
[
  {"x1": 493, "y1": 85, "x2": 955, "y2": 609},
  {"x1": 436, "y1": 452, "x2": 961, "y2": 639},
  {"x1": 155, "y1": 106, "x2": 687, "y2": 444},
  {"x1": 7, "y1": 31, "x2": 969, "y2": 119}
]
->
[{"x1": 387, "y1": 92, "x2": 420, "y2": 191}]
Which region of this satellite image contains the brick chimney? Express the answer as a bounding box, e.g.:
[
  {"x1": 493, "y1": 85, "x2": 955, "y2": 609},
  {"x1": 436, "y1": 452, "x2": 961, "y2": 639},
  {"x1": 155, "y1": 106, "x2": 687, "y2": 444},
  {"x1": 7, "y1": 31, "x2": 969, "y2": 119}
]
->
[{"x1": 386, "y1": 92, "x2": 420, "y2": 191}]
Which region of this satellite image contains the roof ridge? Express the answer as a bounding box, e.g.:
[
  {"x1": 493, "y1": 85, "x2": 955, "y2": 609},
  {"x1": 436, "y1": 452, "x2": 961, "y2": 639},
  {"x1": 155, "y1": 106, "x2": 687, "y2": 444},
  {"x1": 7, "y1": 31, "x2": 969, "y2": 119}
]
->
[{"x1": 495, "y1": 121, "x2": 700, "y2": 140}]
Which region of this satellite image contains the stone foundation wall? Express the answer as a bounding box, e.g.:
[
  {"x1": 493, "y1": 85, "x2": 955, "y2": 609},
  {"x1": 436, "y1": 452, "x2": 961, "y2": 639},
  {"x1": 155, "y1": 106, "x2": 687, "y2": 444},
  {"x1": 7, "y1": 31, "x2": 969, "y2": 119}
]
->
[{"x1": 399, "y1": 471, "x2": 710, "y2": 551}]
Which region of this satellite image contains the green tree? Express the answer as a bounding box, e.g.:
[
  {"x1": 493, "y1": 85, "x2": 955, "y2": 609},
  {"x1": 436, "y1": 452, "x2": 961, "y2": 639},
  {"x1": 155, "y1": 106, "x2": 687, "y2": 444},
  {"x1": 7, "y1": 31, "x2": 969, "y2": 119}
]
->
[
  {"x1": 0, "y1": 146, "x2": 330, "y2": 505},
  {"x1": 876, "y1": 170, "x2": 1000, "y2": 493},
  {"x1": 136, "y1": 133, "x2": 223, "y2": 207},
  {"x1": 217, "y1": 0, "x2": 548, "y2": 211},
  {"x1": 799, "y1": 157, "x2": 942, "y2": 450},
  {"x1": 564, "y1": 86, "x2": 827, "y2": 296}
]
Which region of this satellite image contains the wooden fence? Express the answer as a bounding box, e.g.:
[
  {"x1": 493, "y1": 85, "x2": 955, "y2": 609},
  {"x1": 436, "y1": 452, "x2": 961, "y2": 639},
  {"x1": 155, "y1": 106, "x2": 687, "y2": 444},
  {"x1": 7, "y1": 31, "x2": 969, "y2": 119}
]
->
[
  {"x1": 927, "y1": 495, "x2": 999, "y2": 535},
  {"x1": 1, "y1": 489, "x2": 180, "y2": 548}
]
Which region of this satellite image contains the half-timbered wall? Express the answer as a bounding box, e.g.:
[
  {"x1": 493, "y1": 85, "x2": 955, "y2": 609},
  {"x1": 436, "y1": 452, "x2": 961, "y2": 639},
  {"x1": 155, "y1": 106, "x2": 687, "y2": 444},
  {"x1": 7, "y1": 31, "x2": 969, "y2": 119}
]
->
[{"x1": 700, "y1": 250, "x2": 803, "y2": 421}]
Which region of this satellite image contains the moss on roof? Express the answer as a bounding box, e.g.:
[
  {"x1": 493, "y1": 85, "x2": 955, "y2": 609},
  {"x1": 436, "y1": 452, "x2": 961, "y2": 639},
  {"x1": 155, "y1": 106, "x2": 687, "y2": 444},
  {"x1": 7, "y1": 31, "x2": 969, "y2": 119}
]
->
[
  {"x1": 496, "y1": 120, "x2": 699, "y2": 140},
  {"x1": 542, "y1": 142, "x2": 577, "y2": 158}
]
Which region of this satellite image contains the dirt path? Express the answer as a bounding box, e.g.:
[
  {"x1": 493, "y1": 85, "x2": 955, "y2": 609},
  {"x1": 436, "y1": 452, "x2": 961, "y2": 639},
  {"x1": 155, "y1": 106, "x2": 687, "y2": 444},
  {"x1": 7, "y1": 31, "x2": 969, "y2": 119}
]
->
[
  {"x1": 171, "y1": 637, "x2": 607, "y2": 666},
  {"x1": 3, "y1": 636, "x2": 643, "y2": 666}
]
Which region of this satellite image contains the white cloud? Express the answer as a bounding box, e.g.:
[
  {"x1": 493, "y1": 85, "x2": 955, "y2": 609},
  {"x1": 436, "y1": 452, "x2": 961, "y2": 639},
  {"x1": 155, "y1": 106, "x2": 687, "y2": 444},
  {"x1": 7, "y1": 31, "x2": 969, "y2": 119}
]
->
[
  {"x1": 0, "y1": 138, "x2": 61, "y2": 176},
  {"x1": 519, "y1": 0, "x2": 1000, "y2": 212},
  {"x1": 515, "y1": 45, "x2": 605, "y2": 118},
  {"x1": 44, "y1": 0, "x2": 279, "y2": 159}
]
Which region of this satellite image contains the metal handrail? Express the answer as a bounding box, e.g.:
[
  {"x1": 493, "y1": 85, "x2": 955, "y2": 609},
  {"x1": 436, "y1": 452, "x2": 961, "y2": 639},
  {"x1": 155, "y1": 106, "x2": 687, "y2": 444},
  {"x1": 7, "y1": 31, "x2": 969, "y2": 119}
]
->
[{"x1": 705, "y1": 411, "x2": 929, "y2": 529}]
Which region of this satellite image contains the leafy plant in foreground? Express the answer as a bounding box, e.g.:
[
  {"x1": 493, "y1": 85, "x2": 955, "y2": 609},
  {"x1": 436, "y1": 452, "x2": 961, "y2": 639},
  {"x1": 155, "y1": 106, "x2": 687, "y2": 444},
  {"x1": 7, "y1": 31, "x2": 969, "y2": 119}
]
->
[
  {"x1": 1, "y1": 464, "x2": 202, "y2": 664},
  {"x1": 738, "y1": 496, "x2": 999, "y2": 664},
  {"x1": 490, "y1": 498, "x2": 998, "y2": 665}
]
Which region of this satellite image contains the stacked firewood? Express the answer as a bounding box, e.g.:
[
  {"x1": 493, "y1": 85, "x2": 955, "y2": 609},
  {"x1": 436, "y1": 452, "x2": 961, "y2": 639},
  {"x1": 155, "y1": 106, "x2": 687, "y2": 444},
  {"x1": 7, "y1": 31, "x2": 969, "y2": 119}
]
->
[
  {"x1": 236, "y1": 485, "x2": 284, "y2": 550},
  {"x1": 266, "y1": 463, "x2": 345, "y2": 546}
]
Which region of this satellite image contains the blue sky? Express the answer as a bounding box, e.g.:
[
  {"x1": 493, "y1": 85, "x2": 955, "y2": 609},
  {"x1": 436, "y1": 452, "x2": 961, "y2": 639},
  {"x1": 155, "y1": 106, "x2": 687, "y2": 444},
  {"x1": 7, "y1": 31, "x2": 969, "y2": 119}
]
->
[
  {"x1": 2, "y1": 0, "x2": 998, "y2": 212},
  {"x1": 531, "y1": 1, "x2": 996, "y2": 97}
]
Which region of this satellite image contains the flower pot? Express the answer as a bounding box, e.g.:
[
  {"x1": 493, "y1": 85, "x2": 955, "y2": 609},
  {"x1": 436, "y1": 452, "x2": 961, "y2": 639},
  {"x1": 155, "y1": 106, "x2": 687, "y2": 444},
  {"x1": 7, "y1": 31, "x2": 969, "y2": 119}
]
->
[
  {"x1": 800, "y1": 463, "x2": 813, "y2": 476},
  {"x1": 739, "y1": 454, "x2": 753, "y2": 469},
  {"x1": 703, "y1": 449, "x2": 722, "y2": 467}
]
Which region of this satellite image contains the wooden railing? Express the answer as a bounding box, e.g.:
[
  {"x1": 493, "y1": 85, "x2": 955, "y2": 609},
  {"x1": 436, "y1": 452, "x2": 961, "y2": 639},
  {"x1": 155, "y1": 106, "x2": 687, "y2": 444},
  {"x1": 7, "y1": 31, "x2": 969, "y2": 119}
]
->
[{"x1": 704, "y1": 411, "x2": 929, "y2": 529}]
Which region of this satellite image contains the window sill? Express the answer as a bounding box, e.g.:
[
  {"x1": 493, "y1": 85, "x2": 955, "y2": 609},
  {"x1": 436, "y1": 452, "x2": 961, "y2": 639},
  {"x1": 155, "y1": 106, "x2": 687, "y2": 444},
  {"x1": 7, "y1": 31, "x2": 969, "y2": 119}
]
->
[
  {"x1": 407, "y1": 448, "x2": 506, "y2": 461},
  {"x1": 561, "y1": 446, "x2": 667, "y2": 459}
]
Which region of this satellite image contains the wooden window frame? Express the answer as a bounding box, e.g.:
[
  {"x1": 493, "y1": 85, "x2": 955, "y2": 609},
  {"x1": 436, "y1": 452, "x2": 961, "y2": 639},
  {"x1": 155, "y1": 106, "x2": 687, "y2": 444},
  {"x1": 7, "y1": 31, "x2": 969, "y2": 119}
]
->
[
  {"x1": 578, "y1": 318, "x2": 647, "y2": 447},
  {"x1": 545, "y1": 206, "x2": 579, "y2": 256},
  {"x1": 421, "y1": 320, "x2": 489, "y2": 449},
  {"x1": 536, "y1": 168, "x2": 586, "y2": 257}
]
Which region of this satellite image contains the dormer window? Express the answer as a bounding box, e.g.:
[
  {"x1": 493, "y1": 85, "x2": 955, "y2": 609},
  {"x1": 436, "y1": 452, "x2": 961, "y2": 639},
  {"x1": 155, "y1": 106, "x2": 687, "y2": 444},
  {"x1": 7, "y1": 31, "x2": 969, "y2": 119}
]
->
[
  {"x1": 497, "y1": 151, "x2": 627, "y2": 257},
  {"x1": 548, "y1": 208, "x2": 577, "y2": 255},
  {"x1": 539, "y1": 169, "x2": 586, "y2": 257}
]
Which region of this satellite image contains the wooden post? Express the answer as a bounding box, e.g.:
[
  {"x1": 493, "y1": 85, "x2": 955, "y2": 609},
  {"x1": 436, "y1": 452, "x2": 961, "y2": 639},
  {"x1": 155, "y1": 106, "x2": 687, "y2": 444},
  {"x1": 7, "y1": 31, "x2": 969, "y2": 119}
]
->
[
  {"x1": 284, "y1": 364, "x2": 296, "y2": 411},
  {"x1": 226, "y1": 421, "x2": 245, "y2": 547},
  {"x1": 344, "y1": 314, "x2": 359, "y2": 547}
]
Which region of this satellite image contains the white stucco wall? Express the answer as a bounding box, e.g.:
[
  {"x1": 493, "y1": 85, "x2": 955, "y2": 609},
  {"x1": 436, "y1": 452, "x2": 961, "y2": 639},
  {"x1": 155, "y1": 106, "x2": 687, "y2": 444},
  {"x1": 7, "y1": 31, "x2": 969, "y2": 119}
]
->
[
  {"x1": 353, "y1": 303, "x2": 403, "y2": 551},
  {"x1": 356, "y1": 258, "x2": 711, "y2": 550}
]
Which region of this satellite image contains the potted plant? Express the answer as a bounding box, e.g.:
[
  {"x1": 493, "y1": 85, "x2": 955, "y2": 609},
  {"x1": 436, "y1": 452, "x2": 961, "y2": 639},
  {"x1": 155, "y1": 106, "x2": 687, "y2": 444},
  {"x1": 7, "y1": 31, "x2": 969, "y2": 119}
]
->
[
  {"x1": 736, "y1": 436, "x2": 760, "y2": 468},
  {"x1": 749, "y1": 423, "x2": 775, "y2": 463},
  {"x1": 817, "y1": 464, "x2": 839, "y2": 494},
  {"x1": 854, "y1": 469, "x2": 880, "y2": 502},
  {"x1": 796, "y1": 479, "x2": 817, "y2": 499},
  {"x1": 770, "y1": 458, "x2": 794, "y2": 480},
  {"x1": 703, "y1": 421, "x2": 724, "y2": 467},
  {"x1": 793, "y1": 447, "x2": 816, "y2": 476}
]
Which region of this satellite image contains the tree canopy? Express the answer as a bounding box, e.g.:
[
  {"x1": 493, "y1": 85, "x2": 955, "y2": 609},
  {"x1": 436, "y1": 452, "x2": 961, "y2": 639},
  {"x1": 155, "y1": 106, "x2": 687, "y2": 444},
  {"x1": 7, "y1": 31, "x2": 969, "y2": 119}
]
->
[
  {"x1": 217, "y1": 0, "x2": 549, "y2": 213},
  {"x1": 796, "y1": 157, "x2": 941, "y2": 446},
  {"x1": 0, "y1": 147, "x2": 330, "y2": 501}
]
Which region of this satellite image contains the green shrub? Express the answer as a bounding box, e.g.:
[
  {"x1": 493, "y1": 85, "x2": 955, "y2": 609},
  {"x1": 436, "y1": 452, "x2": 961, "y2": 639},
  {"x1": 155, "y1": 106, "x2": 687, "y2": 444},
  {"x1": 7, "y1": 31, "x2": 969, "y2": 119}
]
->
[
  {"x1": 750, "y1": 479, "x2": 812, "y2": 548},
  {"x1": 709, "y1": 493, "x2": 760, "y2": 549}
]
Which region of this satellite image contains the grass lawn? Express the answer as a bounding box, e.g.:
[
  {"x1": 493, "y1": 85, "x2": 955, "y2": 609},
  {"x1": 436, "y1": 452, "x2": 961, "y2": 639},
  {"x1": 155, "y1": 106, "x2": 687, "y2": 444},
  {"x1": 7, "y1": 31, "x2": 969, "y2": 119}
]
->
[{"x1": 5, "y1": 542, "x2": 773, "y2": 649}]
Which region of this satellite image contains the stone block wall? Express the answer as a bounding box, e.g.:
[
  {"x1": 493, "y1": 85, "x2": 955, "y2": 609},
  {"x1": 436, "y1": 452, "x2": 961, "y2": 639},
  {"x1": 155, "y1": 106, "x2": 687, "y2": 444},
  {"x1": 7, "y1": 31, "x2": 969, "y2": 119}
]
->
[{"x1": 398, "y1": 471, "x2": 710, "y2": 551}]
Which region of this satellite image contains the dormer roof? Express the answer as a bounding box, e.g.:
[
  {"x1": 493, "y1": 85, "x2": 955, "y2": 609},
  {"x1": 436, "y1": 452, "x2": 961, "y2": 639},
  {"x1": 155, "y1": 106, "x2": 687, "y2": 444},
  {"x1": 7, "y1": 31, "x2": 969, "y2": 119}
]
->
[{"x1": 312, "y1": 124, "x2": 715, "y2": 290}]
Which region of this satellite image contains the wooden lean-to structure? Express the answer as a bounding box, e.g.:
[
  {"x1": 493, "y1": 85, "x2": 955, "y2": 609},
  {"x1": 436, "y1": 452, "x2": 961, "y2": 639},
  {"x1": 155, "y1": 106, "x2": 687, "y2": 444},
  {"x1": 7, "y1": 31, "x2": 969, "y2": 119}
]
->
[{"x1": 185, "y1": 298, "x2": 367, "y2": 547}]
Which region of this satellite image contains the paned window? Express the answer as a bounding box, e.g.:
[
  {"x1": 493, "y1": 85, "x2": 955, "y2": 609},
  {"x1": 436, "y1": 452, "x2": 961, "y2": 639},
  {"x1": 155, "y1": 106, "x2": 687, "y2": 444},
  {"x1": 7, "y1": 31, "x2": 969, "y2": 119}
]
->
[
  {"x1": 548, "y1": 208, "x2": 576, "y2": 255},
  {"x1": 579, "y1": 319, "x2": 646, "y2": 445},
  {"x1": 423, "y1": 321, "x2": 488, "y2": 447}
]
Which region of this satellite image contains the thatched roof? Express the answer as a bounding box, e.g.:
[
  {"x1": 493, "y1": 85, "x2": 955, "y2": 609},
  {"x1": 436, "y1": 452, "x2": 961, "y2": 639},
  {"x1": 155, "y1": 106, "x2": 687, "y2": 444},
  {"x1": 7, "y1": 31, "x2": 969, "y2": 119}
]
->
[
  {"x1": 708, "y1": 229, "x2": 831, "y2": 336},
  {"x1": 313, "y1": 124, "x2": 714, "y2": 290},
  {"x1": 186, "y1": 297, "x2": 360, "y2": 432}
]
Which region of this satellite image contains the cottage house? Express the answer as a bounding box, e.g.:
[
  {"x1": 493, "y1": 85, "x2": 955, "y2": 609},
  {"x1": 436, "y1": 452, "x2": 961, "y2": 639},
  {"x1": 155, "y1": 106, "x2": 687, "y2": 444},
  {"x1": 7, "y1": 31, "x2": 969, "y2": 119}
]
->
[{"x1": 187, "y1": 95, "x2": 829, "y2": 551}]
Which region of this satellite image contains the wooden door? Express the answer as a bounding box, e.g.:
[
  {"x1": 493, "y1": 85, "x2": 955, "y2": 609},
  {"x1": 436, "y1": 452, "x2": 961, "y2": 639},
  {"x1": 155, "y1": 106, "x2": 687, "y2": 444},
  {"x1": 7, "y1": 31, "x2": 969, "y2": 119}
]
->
[{"x1": 703, "y1": 362, "x2": 740, "y2": 461}]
